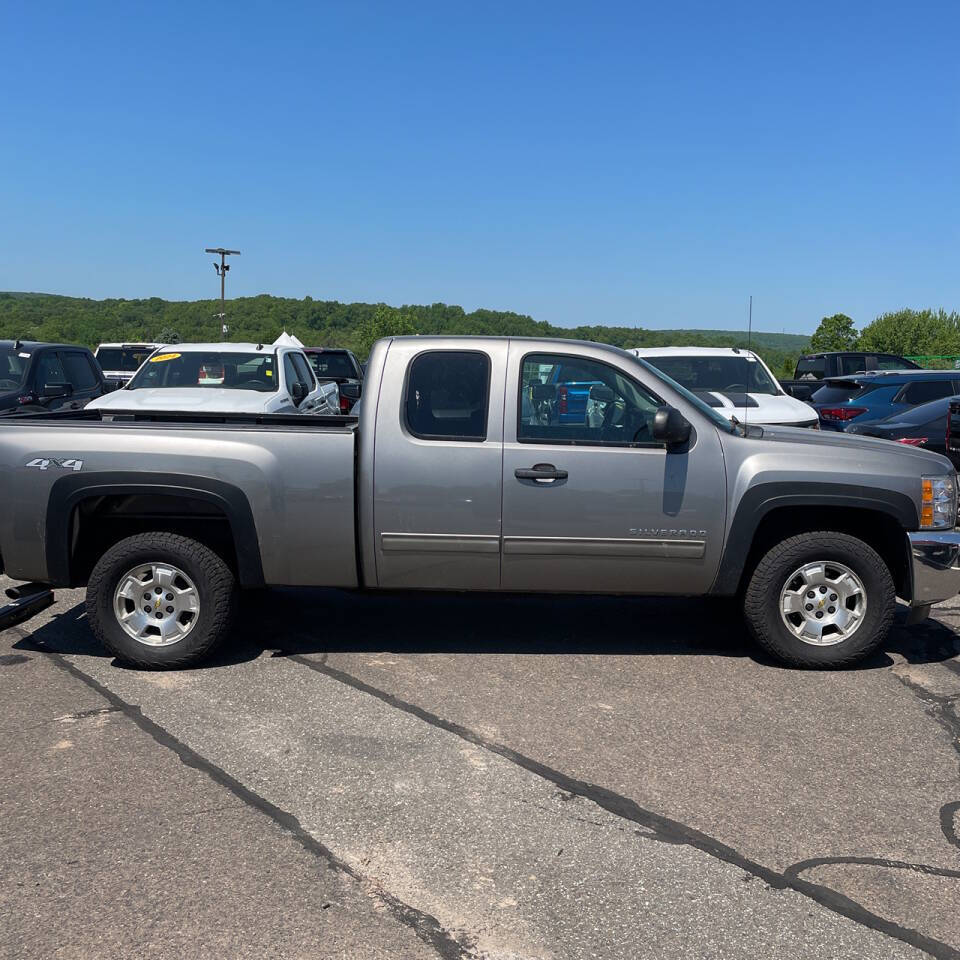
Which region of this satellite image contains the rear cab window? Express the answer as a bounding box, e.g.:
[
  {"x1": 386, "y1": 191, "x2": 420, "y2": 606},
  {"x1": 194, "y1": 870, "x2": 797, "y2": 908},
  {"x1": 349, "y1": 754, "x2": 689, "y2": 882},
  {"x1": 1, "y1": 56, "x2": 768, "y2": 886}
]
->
[
  {"x1": 404, "y1": 351, "x2": 490, "y2": 441},
  {"x1": 795, "y1": 357, "x2": 826, "y2": 380}
]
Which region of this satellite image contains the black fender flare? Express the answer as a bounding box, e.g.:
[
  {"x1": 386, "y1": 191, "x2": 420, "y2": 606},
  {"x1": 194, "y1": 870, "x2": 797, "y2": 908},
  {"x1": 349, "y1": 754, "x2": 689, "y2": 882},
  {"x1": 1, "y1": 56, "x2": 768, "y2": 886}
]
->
[
  {"x1": 45, "y1": 472, "x2": 265, "y2": 588},
  {"x1": 710, "y1": 482, "x2": 917, "y2": 595}
]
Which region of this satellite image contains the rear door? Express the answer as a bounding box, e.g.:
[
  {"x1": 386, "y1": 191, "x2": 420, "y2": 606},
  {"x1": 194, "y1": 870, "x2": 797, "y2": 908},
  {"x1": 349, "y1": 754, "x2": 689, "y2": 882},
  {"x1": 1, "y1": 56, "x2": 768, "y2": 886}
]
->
[
  {"x1": 372, "y1": 340, "x2": 506, "y2": 589},
  {"x1": 500, "y1": 343, "x2": 725, "y2": 595}
]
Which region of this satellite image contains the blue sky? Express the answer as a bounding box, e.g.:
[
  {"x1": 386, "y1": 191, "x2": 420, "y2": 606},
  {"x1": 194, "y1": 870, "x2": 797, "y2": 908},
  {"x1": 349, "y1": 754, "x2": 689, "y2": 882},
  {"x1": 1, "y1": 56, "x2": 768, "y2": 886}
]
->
[{"x1": 1, "y1": 1, "x2": 957, "y2": 333}]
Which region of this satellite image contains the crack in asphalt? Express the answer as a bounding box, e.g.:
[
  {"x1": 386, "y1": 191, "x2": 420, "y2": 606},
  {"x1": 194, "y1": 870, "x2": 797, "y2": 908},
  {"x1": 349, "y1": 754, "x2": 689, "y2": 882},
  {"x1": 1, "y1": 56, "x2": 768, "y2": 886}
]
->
[
  {"x1": 38, "y1": 650, "x2": 477, "y2": 960},
  {"x1": 282, "y1": 650, "x2": 960, "y2": 960}
]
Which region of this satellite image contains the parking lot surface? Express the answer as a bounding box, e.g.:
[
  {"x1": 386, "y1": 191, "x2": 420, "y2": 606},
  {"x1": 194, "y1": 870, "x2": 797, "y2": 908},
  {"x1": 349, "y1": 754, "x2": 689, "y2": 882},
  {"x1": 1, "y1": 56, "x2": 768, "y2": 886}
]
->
[{"x1": 2, "y1": 579, "x2": 959, "y2": 959}]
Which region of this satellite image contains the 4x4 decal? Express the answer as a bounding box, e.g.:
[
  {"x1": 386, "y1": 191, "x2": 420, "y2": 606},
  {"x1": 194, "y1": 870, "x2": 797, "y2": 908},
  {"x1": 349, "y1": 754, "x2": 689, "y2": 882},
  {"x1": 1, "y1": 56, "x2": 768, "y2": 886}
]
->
[{"x1": 25, "y1": 458, "x2": 84, "y2": 472}]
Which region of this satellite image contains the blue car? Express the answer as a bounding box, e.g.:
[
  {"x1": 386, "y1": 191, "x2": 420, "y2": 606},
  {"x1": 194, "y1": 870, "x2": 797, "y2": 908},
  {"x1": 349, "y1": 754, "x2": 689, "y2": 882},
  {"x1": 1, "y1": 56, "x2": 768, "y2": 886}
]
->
[
  {"x1": 810, "y1": 370, "x2": 960, "y2": 431},
  {"x1": 547, "y1": 362, "x2": 603, "y2": 424}
]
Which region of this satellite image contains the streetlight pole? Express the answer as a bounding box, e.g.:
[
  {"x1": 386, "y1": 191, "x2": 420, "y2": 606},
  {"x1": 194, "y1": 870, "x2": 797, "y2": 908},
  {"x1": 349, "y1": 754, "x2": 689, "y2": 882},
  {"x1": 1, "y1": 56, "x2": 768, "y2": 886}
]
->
[{"x1": 204, "y1": 247, "x2": 241, "y2": 340}]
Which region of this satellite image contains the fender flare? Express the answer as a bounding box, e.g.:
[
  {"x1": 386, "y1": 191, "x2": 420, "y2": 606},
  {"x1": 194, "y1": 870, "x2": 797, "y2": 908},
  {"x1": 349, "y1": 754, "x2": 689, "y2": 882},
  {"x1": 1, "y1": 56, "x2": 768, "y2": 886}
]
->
[
  {"x1": 710, "y1": 482, "x2": 917, "y2": 595},
  {"x1": 45, "y1": 472, "x2": 265, "y2": 588}
]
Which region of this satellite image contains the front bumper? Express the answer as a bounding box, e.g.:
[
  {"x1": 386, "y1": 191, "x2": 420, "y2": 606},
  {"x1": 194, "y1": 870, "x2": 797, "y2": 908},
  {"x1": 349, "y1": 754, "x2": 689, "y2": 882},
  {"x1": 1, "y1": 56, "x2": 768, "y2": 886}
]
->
[{"x1": 908, "y1": 530, "x2": 960, "y2": 606}]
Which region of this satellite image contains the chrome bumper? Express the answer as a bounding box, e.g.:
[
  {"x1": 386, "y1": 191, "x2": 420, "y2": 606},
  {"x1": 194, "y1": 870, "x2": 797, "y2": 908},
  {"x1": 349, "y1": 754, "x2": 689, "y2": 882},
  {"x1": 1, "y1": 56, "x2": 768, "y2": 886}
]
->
[{"x1": 907, "y1": 530, "x2": 960, "y2": 606}]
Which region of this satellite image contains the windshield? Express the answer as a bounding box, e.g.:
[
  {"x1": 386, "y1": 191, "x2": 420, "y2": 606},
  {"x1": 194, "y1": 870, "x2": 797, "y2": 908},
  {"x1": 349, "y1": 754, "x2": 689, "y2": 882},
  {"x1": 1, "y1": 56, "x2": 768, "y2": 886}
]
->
[
  {"x1": 0, "y1": 347, "x2": 29, "y2": 392},
  {"x1": 644, "y1": 354, "x2": 780, "y2": 396},
  {"x1": 632, "y1": 357, "x2": 737, "y2": 434},
  {"x1": 127, "y1": 351, "x2": 278, "y2": 392},
  {"x1": 95, "y1": 347, "x2": 154, "y2": 372},
  {"x1": 309, "y1": 352, "x2": 357, "y2": 379}
]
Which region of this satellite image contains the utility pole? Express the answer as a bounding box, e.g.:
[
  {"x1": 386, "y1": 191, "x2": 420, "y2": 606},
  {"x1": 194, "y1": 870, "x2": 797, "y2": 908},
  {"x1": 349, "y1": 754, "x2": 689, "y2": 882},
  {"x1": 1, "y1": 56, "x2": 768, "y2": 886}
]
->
[{"x1": 204, "y1": 247, "x2": 240, "y2": 340}]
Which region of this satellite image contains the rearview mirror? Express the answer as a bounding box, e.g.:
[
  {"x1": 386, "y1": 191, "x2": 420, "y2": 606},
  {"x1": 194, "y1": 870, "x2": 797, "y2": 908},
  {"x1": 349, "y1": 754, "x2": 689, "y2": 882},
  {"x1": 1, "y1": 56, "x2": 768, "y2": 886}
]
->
[
  {"x1": 530, "y1": 383, "x2": 554, "y2": 400},
  {"x1": 42, "y1": 383, "x2": 72, "y2": 398},
  {"x1": 589, "y1": 384, "x2": 616, "y2": 402},
  {"x1": 341, "y1": 382, "x2": 361, "y2": 400},
  {"x1": 652, "y1": 405, "x2": 691, "y2": 448}
]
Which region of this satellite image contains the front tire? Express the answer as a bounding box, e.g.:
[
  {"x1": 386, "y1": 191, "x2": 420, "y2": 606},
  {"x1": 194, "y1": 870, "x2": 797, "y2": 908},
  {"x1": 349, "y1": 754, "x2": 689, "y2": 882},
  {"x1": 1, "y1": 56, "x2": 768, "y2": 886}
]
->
[
  {"x1": 743, "y1": 531, "x2": 895, "y2": 668},
  {"x1": 86, "y1": 533, "x2": 237, "y2": 669}
]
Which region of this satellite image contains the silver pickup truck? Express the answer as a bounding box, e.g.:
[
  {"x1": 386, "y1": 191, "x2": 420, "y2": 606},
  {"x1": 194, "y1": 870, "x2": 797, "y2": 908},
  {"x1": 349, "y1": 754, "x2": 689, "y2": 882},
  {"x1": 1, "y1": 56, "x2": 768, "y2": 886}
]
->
[{"x1": 1, "y1": 335, "x2": 959, "y2": 670}]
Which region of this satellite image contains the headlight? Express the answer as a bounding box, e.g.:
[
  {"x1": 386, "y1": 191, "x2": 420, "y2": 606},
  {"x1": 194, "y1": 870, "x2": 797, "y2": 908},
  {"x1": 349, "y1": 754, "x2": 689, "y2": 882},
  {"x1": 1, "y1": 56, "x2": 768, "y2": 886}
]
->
[{"x1": 921, "y1": 474, "x2": 957, "y2": 529}]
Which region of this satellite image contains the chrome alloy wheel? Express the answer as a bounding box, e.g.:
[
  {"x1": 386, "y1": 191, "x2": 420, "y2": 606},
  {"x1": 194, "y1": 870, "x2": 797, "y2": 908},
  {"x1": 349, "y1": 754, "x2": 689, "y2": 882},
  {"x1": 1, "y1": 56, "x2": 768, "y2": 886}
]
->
[
  {"x1": 778, "y1": 561, "x2": 867, "y2": 646},
  {"x1": 112, "y1": 562, "x2": 200, "y2": 646}
]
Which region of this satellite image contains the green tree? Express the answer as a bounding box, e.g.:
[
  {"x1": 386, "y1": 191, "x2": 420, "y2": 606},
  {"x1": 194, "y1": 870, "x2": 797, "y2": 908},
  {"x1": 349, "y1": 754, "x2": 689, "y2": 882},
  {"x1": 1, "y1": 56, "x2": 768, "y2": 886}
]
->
[
  {"x1": 156, "y1": 327, "x2": 181, "y2": 344},
  {"x1": 810, "y1": 314, "x2": 857, "y2": 352},
  {"x1": 858, "y1": 308, "x2": 960, "y2": 361},
  {"x1": 354, "y1": 304, "x2": 418, "y2": 359}
]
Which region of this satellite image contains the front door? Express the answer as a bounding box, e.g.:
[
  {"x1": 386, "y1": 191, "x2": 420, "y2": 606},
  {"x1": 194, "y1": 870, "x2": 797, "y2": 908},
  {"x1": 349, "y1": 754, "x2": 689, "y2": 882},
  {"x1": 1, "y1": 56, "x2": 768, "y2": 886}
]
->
[{"x1": 501, "y1": 345, "x2": 725, "y2": 595}]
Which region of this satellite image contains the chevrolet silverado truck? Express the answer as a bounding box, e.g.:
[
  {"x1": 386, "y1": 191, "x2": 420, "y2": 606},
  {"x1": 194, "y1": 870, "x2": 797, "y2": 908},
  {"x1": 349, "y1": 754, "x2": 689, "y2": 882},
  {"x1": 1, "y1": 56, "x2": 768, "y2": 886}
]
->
[{"x1": 1, "y1": 335, "x2": 958, "y2": 670}]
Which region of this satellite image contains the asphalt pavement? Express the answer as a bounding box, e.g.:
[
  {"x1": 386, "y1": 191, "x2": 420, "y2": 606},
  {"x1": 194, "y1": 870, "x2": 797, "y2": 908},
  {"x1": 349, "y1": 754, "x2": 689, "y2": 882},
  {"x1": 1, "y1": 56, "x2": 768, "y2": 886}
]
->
[{"x1": 2, "y1": 578, "x2": 959, "y2": 959}]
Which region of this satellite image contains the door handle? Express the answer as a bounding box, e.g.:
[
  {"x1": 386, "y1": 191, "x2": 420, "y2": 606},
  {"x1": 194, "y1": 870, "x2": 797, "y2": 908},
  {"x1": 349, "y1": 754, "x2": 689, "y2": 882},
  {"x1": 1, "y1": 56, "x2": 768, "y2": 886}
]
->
[{"x1": 515, "y1": 463, "x2": 568, "y2": 483}]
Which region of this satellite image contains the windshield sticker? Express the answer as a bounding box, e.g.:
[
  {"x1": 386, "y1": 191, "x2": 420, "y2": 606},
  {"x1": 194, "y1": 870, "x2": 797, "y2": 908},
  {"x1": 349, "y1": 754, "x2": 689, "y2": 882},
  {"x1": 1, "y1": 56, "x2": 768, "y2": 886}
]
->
[
  {"x1": 149, "y1": 352, "x2": 181, "y2": 363},
  {"x1": 265, "y1": 369, "x2": 273, "y2": 376},
  {"x1": 18, "y1": 352, "x2": 30, "y2": 358}
]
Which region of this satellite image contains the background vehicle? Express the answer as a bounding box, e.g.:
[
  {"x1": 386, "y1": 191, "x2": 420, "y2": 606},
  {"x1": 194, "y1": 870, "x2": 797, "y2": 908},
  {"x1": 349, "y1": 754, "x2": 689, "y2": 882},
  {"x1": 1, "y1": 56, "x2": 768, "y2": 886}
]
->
[
  {"x1": 810, "y1": 370, "x2": 960, "y2": 431},
  {"x1": 1, "y1": 335, "x2": 957, "y2": 674},
  {"x1": 86, "y1": 342, "x2": 339, "y2": 416},
  {"x1": 633, "y1": 347, "x2": 818, "y2": 428},
  {"x1": 94, "y1": 342, "x2": 160, "y2": 386},
  {"x1": 0, "y1": 340, "x2": 112, "y2": 415},
  {"x1": 846, "y1": 395, "x2": 960, "y2": 470},
  {"x1": 781, "y1": 351, "x2": 920, "y2": 400},
  {"x1": 302, "y1": 347, "x2": 363, "y2": 412}
]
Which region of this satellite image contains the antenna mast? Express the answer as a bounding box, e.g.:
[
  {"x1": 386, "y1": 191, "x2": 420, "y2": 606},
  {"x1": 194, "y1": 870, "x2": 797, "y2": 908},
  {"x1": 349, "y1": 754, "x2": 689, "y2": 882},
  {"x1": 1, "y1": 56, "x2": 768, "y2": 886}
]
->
[{"x1": 744, "y1": 295, "x2": 753, "y2": 431}]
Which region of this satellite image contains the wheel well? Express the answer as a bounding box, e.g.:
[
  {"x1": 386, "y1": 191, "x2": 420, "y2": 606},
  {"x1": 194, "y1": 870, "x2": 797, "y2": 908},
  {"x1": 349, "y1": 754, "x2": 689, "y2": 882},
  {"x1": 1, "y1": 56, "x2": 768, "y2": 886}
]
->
[
  {"x1": 738, "y1": 506, "x2": 911, "y2": 600},
  {"x1": 67, "y1": 493, "x2": 240, "y2": 587}
]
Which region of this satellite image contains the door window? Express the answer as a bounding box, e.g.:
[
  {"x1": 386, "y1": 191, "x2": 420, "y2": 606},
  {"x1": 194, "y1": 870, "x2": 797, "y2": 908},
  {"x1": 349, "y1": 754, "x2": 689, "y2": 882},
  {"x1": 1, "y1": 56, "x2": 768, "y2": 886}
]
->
[
  {"x1": 405, "y1": 351, "x2": 490, "y2": 441},
  {"x1": 518, "y1": 353, "x2": 662, "y2": 445},
  {"x1": 35, "y1": 352, "x2": 67, "y2": 388},
  {"x1": 283, "y1": 353, "x2": 305, "y2": 404},
  {"x1": 291, "y1": 352, "x2": 316, "y2": 389},
  {"x1": 62, "y1": 352, "x2": 99, "y2": 390},
  {"x1": 900, "y1": 380, "x2": 956, "y2": 405}
]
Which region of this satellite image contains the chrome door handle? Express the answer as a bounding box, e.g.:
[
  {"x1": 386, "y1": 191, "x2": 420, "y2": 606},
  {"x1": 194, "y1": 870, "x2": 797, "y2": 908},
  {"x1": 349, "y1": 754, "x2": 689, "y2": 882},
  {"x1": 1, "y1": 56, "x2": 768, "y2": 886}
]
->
[{"x1": 514, "y1": 463, "x2": 568, "y2": 483}]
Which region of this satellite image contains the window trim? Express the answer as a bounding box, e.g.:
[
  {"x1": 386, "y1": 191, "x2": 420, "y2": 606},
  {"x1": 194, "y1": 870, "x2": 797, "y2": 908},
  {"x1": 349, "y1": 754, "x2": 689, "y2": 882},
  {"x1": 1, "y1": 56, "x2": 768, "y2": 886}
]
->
[
  {"x1": 516, "y1": 351, "x2": 666, "y2": 449},
  {"x1": 61, "y1": 351, "x2": 100, "y2": 392},
  {"x1": 402, "y1": 349, "x2": 492, "y2": 443}
]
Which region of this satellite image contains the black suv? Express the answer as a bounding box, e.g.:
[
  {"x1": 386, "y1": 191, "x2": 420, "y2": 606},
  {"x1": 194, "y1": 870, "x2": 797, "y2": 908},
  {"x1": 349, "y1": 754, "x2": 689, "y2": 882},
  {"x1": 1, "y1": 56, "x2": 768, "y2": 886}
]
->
[{"x1": 0, "y1": 340, "x2": 112, "y2": 414}]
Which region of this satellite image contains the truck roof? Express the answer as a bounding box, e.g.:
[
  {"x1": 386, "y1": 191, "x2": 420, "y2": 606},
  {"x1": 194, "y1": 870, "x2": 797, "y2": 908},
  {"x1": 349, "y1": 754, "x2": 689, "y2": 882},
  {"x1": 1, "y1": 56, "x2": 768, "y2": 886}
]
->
[
  {"x1": 95, "y1": 342, "x2": 161, "y2": 349},
  {"x1": 0, "y1": 340, "x2": 90, "y2": 353},
  {"x1": 149, "y1": 342, "x2": 297, "y2": 354},
  {"x1": 631, "y1": 346, "x2": 758, "y2": 358}
]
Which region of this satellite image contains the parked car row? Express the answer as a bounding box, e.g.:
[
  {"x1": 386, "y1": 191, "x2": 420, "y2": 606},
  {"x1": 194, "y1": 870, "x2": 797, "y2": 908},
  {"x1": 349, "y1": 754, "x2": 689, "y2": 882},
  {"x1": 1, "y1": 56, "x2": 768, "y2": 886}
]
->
[{"x1": 0, "y1": 338, "x2": 366, "y2": 419}]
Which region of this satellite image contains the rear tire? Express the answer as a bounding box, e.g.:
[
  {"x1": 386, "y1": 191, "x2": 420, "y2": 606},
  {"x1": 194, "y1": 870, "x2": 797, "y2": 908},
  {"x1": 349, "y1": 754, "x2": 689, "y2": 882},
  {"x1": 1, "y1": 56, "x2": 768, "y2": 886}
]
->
[
  {"x1": 86, "y1": 532, "x2": 237, "y2": 669},
  {"x1": 743, "y1": 531, "x2": 895, "y2": 668}
]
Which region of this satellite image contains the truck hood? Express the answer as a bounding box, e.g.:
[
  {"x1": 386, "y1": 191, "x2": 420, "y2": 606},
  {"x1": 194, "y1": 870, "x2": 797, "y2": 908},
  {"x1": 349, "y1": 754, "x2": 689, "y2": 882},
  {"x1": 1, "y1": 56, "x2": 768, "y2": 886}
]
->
[
  {"x1": 87, "y1": 388, "x2": 272, "y2": 413},
  {"x1": 705, "y1": 391, "x2": 817, "y2": 426},
  {"x1": 757, "y1": 423, "x2": 953, "y2": 470}
]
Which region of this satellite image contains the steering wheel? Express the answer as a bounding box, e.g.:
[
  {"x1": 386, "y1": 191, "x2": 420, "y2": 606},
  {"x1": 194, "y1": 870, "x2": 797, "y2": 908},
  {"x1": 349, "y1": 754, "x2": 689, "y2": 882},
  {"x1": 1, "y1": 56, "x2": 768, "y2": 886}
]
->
[
  {"x1": 245, "y1": 379, "x2": 268, "y2": 389},
  {"x1": 722, "y1": 383, "x2": 747, "y2": 392}
]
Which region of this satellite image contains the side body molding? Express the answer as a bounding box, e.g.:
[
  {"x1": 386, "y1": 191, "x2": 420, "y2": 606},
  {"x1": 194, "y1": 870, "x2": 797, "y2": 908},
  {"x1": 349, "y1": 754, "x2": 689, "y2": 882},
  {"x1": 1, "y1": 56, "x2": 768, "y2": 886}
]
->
[
  {"x1": 46, "y1": 472, "x2": 265, "y2": 588},
  {"x1": 710, "y1": 482, "x2": 918, "y2": 596}
]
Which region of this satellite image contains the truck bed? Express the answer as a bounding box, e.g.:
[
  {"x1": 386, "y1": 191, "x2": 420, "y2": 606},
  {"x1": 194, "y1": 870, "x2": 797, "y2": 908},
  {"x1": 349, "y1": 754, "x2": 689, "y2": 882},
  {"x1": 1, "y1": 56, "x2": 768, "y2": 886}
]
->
[{"x1": 0, "y1": 408, "x2": 360, "y2": 588}]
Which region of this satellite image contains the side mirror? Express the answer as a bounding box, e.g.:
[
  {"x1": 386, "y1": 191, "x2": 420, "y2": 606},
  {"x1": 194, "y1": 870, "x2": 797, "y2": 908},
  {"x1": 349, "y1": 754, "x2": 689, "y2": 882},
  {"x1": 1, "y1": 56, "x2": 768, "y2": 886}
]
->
[
  {"x1": 291, "y1": 381, "x2": 307, "y2": 403},
  {"x1": 589, "y1": 384, "x2": 616, "y2": 402},
  {"x1": 341, "y1": 382, "x2": 361, "y2": 400},
  {"x1": 652, "y1": 405, "x2": 691, "y2": 448},
  {"x1": 42, "y1": 383, "x2": 72, "y2": 399}
]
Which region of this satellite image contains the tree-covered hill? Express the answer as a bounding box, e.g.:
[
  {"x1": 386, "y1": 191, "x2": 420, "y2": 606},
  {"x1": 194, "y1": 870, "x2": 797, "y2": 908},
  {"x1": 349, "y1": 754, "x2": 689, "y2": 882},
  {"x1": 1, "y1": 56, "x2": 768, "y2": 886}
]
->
[{"x1": 0, "y1": 291, "x2": 810, "y2": 376}]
